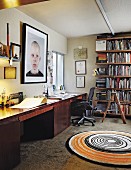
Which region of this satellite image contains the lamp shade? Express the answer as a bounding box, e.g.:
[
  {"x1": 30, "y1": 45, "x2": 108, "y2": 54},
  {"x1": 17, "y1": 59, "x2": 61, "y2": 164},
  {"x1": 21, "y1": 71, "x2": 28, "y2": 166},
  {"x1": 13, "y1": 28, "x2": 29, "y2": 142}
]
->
[{"x1": 4, "y1": 67, "x2": 16, "y2": 79}]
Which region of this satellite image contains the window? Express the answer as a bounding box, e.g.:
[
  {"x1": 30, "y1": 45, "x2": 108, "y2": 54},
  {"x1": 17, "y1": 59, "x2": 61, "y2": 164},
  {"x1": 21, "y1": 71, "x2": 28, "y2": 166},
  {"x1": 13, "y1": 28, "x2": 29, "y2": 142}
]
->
[{"x1": 52, "y1": 51, "x2": 64, "y2": 89}]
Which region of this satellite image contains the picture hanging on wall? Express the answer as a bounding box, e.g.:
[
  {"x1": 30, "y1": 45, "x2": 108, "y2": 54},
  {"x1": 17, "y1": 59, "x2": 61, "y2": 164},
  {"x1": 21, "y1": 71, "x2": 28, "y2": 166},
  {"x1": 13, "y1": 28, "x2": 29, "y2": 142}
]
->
[
  {"x1": 76, "y1": 76, "x2": 85, "y2": 88},
  {"x1": 75, "y1": 60, "x2": 86, "y2": 75},
  {"x1": 10, "y1": 43, "x2": 21, "y2": 61},
  {"x1": 21, "y1": 23, "x2": 48, "y2": 84},
  {"x1": 74, "y1": 48, "x2": 87, "y2": 59}
]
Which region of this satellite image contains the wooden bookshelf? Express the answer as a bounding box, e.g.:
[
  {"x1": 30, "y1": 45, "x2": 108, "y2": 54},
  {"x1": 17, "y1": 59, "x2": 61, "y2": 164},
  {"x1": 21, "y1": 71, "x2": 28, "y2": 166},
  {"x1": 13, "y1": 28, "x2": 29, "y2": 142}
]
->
[{"x1": 95, "y1": 35, "x2": 131, "y2": 117}]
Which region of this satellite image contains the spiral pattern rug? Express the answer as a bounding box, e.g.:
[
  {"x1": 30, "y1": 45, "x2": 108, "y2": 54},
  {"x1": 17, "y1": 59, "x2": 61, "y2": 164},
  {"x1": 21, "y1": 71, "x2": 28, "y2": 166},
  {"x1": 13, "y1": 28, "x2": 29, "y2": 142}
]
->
[{"x1": 67, "y1": 131, "x2": 131, "y2": 166}]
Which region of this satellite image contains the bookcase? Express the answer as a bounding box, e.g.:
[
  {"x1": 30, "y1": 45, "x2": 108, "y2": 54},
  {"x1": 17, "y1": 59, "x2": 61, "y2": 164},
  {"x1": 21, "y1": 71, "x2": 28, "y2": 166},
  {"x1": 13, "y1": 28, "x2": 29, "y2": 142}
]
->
[{"x1": 95, "y1": 35, "x2": 131, "y2": 117}]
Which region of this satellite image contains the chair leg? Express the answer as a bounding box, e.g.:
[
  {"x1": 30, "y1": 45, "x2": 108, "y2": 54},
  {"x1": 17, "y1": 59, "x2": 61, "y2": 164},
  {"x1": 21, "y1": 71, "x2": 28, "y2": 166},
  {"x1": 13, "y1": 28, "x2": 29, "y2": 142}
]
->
[
  {"x1": 85, "y1": 110, "x2": 96, "y2": 122},
  {"x1": 77, "y1": 117, "x2": 85, "y2": 125},
  {"x1": 71, "y1": 110, "x2": 96, "y2": 126},
  {"x1": 84, "y1": 116, "x2": 95, "y2": 126},
  {"x1": 86, "y1": 116, "x2": 96, "y2": 122},
  {"x1": 71, "y1": 116, "x2": 83, "y2": 126}
]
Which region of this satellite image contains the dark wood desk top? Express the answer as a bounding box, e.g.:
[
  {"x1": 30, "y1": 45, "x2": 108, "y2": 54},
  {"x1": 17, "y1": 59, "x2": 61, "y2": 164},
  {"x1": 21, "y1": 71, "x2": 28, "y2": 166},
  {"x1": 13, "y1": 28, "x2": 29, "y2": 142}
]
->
[{"x1": 0, "y1": 93, "x2": 86, "y2": 123}]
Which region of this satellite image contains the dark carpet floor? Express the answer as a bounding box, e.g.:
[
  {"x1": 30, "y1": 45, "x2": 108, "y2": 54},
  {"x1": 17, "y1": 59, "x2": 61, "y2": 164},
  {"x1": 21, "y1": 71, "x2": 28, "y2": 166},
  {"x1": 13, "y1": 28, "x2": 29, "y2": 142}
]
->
[{"x1": 13, "y1": 117, "x2": 131, "y2": 170}]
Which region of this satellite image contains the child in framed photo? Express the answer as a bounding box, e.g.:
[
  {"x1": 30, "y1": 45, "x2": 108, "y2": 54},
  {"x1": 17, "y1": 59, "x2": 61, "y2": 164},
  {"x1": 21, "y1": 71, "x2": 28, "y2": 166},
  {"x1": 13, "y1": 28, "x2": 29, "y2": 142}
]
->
[{"x1": 26, "y1": 41, "x2": 43, "y2": 77}]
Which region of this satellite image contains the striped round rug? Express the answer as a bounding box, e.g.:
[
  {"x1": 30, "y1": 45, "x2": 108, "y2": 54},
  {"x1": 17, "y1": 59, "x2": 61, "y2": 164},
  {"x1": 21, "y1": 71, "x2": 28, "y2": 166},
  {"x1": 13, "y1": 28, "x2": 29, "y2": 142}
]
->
[{"x1": 68, "y1": 131, "x2": 131, "y2": 166}]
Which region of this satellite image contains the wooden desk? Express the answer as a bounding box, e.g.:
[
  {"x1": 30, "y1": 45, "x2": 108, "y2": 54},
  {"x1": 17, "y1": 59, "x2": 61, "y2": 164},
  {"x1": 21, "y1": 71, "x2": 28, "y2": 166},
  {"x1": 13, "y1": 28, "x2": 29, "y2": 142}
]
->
[{"x1": 0, "y1": 93, "x2": 86, "y2": 170}]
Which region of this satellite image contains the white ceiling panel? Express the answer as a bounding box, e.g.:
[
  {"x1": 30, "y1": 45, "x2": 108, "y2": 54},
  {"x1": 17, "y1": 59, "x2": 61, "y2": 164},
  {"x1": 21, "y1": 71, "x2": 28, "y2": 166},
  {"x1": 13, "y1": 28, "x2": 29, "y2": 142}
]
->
[
  {"x1": 17, "y1": 0, "x2": 109, "y2": 38},
  {"x1": 101, "y1": 0, "x2": 131, "y2": 33},
  {"x1": 16, "y1": 0, "x2": 131, "y2": 37}
]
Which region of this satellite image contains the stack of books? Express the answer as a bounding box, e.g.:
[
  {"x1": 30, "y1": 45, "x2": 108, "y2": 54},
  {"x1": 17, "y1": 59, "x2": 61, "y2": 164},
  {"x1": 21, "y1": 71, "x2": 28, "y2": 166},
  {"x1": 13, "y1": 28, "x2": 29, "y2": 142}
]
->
[
  {"x1": 96, "y1": 53, "x2": 107, "y2": 63},
  {"x1": 96, "y1": 78, "x2": 106, "y2": 88}
]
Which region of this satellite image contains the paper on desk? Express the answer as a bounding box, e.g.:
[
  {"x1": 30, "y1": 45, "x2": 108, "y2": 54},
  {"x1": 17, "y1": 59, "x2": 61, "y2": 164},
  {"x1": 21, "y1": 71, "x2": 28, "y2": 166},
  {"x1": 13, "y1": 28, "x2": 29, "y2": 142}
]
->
[{"x1": 10, "y1": 97, "x2": 47, "y2": 109}]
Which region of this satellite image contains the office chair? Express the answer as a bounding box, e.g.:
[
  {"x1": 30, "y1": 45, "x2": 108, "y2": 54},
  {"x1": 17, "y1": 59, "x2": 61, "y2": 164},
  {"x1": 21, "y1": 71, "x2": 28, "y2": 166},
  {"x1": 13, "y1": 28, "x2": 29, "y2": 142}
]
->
[{"x1": 71, "y1": 87, "x2": 96, "y2": 126}]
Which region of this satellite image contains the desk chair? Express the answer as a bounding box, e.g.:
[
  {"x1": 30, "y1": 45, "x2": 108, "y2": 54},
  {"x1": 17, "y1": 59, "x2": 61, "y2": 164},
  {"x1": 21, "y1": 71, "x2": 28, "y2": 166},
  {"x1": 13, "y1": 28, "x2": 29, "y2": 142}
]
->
[{"x1": 71, "y1": 87, "x2": 96, "y2": 126}]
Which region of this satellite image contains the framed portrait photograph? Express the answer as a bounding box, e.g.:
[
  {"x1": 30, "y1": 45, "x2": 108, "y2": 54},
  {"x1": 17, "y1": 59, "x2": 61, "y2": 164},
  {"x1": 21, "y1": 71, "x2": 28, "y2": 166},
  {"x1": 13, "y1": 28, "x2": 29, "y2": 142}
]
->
[
  {"x1": 75, "y1": 60, "x2": 86, "y2": 75},
  {"x1": 10, "y1": 43, "x2": 21, "y2": 61},
  {"x1": 21, "y1": 23, "x2": 48, "y2": 84},
  {"x1": 76, "y1": 76, "x2": 85, "y2": 88}
]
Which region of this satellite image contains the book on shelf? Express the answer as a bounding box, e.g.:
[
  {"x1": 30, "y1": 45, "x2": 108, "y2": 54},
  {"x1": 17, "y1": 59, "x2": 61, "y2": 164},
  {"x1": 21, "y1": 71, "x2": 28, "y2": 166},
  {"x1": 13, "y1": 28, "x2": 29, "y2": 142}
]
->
[
  {"x1": 106, "y1": 78, "x2": 131, "y2": 89},
  {"x1": 106, "y1": 65, "x2": 131, "y2": 76},
  {"x1": 96, "y1": 78, "x2": 106, "y2": 88},
  {"x1": 116, "y1": 91, "x2": 131, "y2": 101},
  {"x1": 107, "y1": 53, "x2": 131, "y2": 63},
  {"x1": 106, "y1": 78, "x2": 115, "y2": 88},
  {"x1": 129, "y1": 105, "x2": 131, "y2": 114},
  {"x1": 96, "y1": 90, "x2": 112, "y2": 101},
  {"x1": 106, "y1": 39, "x2": 131, "y2": 50},
  {"x1": 96, "y1": 53, "x2": 107, "y2": 63},
  {"x1": 96, "y1": 91, "x2": 107, "y2": 100},
  {"x1": 120, "y1": 104, "x2": 130, "y2": 115}
]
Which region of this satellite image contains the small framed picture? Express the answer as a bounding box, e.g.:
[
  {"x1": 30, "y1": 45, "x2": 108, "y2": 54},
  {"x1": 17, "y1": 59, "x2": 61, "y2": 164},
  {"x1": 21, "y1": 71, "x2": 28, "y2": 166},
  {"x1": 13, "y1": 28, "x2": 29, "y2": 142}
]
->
[
  {"x1": 10, "y1": 43, "x2": 21, "y2": 61},
  {"x1": 4, "y1": 67, "x2": 16, "y2": 79},
  {"x1": 76, "y1": 76, "x2": 85, "y2": 88},
  {"x1": 75, "y1": 60, "x2": 86, "y2": 75}
]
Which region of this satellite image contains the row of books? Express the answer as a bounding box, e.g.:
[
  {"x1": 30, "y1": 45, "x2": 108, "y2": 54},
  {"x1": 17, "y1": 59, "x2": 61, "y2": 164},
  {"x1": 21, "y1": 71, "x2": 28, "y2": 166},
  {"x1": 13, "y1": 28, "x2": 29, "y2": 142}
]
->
[
  {"x1": 96, "y1": 77, "x2": 131, "y2": 89},
  {"x1": 108, "y1": 65, "x2": 131, "y2": 76},
  {"x1": 106, "y1": 39, "x2": 131, "y2": 50},
  {"x1": 108, "y1": 103, "x2": 131, "y2": 115},
  {"x1": 96, "y1": 53, "x2": 131, "y2": 63},
  {"x1": 116, "y1": 91, "x2": 131, "y2": 101},
  {"x1": 96, "y1": 90, "x2": 113, "y2": 100},
  {"x1": 96, "y1": 91, "x2": 107, "y2": 100},
  {"x1": 120, "y1": 105, "x2": 131, "y2": 115},
  {"x1": 96, "y1": 90, "x2": 131, "y2": 101},
  {"x1": 106, "y1": 78, "x2": 131, "y2": 89},
  {"x1": 96, "y1": 98, "x2": 131, "y2": 115},
  {"x1": 107, "y1": 52, "x2": 131, "y2": 63}
]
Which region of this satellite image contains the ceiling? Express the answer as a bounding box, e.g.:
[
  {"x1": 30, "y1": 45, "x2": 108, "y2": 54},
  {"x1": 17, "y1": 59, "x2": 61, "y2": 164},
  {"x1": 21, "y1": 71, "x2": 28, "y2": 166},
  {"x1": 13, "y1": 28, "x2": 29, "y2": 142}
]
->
[{"x1": 16, "y1": 0, "x2": 131, "y2": 38}]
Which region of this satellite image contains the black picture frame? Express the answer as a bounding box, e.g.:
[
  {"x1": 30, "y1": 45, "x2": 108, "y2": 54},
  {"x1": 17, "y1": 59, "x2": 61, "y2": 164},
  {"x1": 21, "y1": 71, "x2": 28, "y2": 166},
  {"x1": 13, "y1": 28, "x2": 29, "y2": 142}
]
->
[
  {"x1": 76, "y1": 76, "x2": 85, "y2": 88},
  {"x1": 75, "y1": 60, "x2": 86, "y2": 75},
  {"x1": 10, "y1": 42, "x2": 21, "y2": 61},
  {"x1": 21, "y1": 23, "x2": 48, "y2": 84}
]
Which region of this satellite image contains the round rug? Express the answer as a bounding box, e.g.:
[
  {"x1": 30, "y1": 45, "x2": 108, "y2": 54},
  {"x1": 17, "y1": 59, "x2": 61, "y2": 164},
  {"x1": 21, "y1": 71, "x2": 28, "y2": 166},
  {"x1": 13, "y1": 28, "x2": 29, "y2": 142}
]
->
[{"x1": 68, "y1": 131, "x2": 131, "y2": 166}]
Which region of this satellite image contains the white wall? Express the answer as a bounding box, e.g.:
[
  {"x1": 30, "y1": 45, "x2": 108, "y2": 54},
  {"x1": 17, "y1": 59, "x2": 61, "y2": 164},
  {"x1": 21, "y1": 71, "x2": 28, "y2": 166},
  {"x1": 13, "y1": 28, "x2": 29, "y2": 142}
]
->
[
  {"x1": 64, "y1": 36, "x2": 97, "y2": 94},
  {"x1": 0, "y1": 8, "x2": 67, "y2": 97}
]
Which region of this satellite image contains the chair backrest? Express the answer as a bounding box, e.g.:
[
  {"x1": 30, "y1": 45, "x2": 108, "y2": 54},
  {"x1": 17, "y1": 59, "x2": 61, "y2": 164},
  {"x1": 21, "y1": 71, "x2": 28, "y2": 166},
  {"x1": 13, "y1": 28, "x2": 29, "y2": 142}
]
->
[{"x1": 87, "y1": 87, "x2": 95, "y2": 103}]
